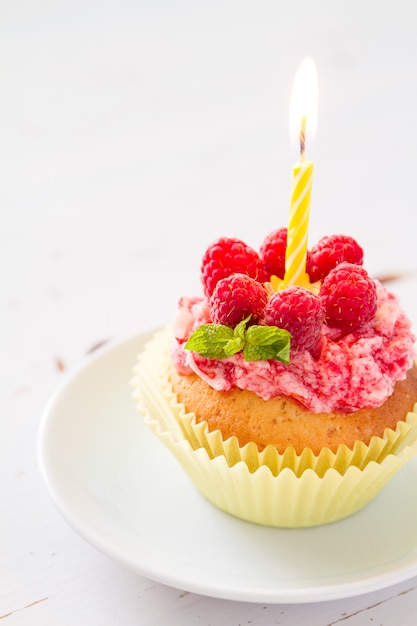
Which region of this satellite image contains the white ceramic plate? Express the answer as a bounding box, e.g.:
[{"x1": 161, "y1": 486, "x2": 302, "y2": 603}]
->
[{"x1": 38, "y1": 330, "x2": 417, "y2": 604}]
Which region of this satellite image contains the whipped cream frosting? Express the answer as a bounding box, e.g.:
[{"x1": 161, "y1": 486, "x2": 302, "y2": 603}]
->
[{"x1": 171, "y1": 282, "x2": 416, "y2": 413}]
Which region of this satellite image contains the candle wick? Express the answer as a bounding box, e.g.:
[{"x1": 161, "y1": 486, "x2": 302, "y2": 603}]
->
[{"x1": 299, "y1": 115, "x2": 307, "y2": 162}]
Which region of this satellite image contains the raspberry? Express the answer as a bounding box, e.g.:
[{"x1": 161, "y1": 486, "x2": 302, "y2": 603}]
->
[
  {"x1": 262, "y1": 285, "x2": 324, "y2": 353},
  {"x1": 259, "y1": 227, "x2": 287, "y2": 280},
  {"x1": 209, "y1": 273, "x2": 268, "y2": 327},
  {"x1": 307, "y1": 234, "x2": 364, "y2": 282},
  {"x1": 320, "y1": 262, "x2": 377, "y2": 331},
  {"x1": 201, "y1": 237, "x2": 266, "y2": 298}
]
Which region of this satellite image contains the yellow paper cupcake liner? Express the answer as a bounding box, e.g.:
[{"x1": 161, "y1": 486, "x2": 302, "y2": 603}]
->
[
  {"x1": 132, "y1": 327, "x2": 417, "y2": 527},
  {"x1": 143, "y1": 418, "x2": 416, "y2": 527}
]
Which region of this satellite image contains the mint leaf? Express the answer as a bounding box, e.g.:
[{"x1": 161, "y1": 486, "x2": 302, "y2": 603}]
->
[
  {"x1": 234, "y1": 316, "x2": 251, "y2": 341},
  {"x1": 184, "y1": 324, "x2": 234, "y2": 359},
  {"x1": 184, "y1": 318, "x2": 291, "y2": 363},
  {"x1": 244, "y1": 326, "x2": 291, "y2": 363},
  {"x1": 223, "y1": 336, "x2": 245, "y2": 357},
  {"x1": 223, "y1": 316, "x2": 251, "y2": 357}
]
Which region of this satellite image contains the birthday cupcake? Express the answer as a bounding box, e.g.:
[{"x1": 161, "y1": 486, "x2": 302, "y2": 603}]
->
[
  {"x1": 132, "y1": 59, "x2": 417, "y2": 527},
  {"x1": 132, "y1": 229, "x2": 417, "y2": 527}
]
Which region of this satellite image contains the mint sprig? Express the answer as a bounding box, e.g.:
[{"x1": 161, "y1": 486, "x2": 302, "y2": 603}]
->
[{"x1": 184, "y1": 317, "x2": 291, "y2": 363}]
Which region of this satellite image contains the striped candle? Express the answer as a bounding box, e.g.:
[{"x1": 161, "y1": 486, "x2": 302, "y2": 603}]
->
[
  {"x1": 283, "y1": 58, "x2": 318, "y2": 287},
  {"x1": 284, "y1": 159, "x2": 314, "y2": 285}
]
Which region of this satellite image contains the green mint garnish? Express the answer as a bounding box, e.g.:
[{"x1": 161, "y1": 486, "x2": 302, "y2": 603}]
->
[
  {"x1": 184, "y1": 321, "x2": 244, "y2": 359},
  {"x1": 244, "y1": 325, "x2": 291, "y2": 363},
  {"x1": 184, "y1": 317, "x2": 291, "y2": 363}
]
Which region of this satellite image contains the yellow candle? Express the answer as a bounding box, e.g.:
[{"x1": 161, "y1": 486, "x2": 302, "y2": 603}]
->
[
  {"x1": 284, "y1": 159, "x2": 314, "y2": 286},
  {"x1": 283, "y1": 58, "x2": 318, "y2": 288}
]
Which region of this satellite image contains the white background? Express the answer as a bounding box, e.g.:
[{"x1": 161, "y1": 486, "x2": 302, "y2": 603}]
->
[{"x1": 2, "y1": 1, "x2": 417, "y2": 623}]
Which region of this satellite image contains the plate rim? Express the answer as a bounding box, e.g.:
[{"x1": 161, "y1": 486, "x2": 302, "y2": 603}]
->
[{"x1": 37, "y1": 330, "x2": 417, "y2": 604}]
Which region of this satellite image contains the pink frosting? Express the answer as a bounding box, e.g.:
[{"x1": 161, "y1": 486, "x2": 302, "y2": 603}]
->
[{"x1": 171, "y1": 283, "x2": 416, "y2": 413}]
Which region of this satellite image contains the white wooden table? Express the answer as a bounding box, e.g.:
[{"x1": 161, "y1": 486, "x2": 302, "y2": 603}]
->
[{"x1": 2, "y1": 1, "x2": 417, "y2": 623}]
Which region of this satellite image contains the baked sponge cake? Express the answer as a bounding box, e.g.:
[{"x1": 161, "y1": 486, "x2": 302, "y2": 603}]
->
[
  {"x1": 132, "y1": 231, "x2": 417, "y2": 527},
  {"x1": 168, "y1": 364, "x2": 417, "y2": 456}
]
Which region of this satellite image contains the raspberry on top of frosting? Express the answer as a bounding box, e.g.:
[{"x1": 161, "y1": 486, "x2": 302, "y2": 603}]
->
[{"x1": 171, "y1": 232, "x2": 416, "y2": 414}]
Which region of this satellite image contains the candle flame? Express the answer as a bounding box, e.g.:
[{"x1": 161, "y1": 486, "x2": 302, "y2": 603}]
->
[{"x1": 289, "y1": 57, "x2": 318, "y2": 154}]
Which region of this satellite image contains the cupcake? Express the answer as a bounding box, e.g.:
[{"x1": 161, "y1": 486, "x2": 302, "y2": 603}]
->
[{"x1": 132, "y1": 232, "x2": 417, "y2": 527}]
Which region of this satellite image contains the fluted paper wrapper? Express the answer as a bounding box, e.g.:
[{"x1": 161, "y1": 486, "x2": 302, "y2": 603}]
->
[{"x1": 132, "y1": 328, "x2": 417, "y2": 527}]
